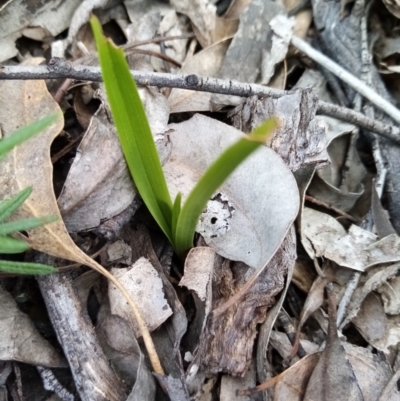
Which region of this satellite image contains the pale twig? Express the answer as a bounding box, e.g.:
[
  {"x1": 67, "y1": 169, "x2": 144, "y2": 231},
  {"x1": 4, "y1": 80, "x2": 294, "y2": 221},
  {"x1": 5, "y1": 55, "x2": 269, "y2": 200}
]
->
[
  {"x1": 291, "y1": 35, "x2": 400, "y2": 125},
  {"x1": 1, "y1": 62, "x2": 400, "y2": 143}
]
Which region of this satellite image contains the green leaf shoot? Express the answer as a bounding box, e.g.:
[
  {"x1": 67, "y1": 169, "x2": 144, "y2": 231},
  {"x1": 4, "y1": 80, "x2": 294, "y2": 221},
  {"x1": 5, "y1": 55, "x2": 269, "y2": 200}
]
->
[
  {"x1": 172, "y1": 118, "x2": 277, "y2": 256},
  {"x1": 0, "y1": 236, "x2": 30, "y2": 253},
  {"x1": 0, "y1": 187, "x2": 32, "y2": 222},
  {"x1": 0, "y1": 260, "x2": 56, "y2": 275},
  {"x1": 0, "y1": 215, "x2": 58, "y2": 236},
  {"x1": 0, "y1": 114, "x2": 58, "y2": 160},
  {"x1": 91, "y1": 16, "x2": 277, "y2": 258},
  {"x1": 91, "y1": 16, "x2": 174, "y2": 244}
]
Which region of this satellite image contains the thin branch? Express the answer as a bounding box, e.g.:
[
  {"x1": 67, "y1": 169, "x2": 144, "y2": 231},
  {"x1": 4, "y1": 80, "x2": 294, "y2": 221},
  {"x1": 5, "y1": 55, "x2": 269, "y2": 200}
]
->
[
  {"x1": 291, "y1": 35, "x2": 400, "y2": 126},
  {"x1": 1, "y1": 61, "x2": 400, "y2": 144}
]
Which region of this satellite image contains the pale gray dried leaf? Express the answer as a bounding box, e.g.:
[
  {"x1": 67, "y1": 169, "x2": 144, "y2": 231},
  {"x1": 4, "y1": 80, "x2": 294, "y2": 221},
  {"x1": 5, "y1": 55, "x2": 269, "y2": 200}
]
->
[
  {"x1": 352, "y1": 292, "x2": 400, "y2": 355},
  {"x1": 371, "y1": 185, "x2": 396, "y2": 238},
  {"x1": 340, "y1": 263, "x2": 400, "y2": 329},
  {"x1": 170, "y1": 0, "x2": 216, "y2": 47},
  {"x1": 291, "y1": 275, "x2": 329, "y2": 354},
  {"x1": 58, "y1": 107, "x2": 135, "y2": 232},
  {"x1": 124, "y1": 0, "x2": 171, "y2": 28},
  {"x1": 269, "y1": 331, "x2": 319, "y2": 362},
  {"x1": 165, "y1": 114, "x2": 299, "y2": 269},
  {"x1": 0, "y1": 0, "x2": 81, "y2": 62},
  {"x1": 52, "y1": 0, "x2": 109, "y2": 57},
  {"x1": 261, "y1": 15, "x2": 294, "y2": 85},
  {"x1": 295, "y1": 69, "x2": 365, "y2": 211},
  {"x1": 304, "y1": 289, "x2": 364, "y2": 401},
  {"x1": 58, "y1": 85, "x2": 170, "y2": 232},
  {"x1": 107, "y1": 240, "x2": 132, "y2": 265},
  {"x1": 307, "y1": 131, "x2": 366, "y2": 212},
  {"x1": 377, "y1": 276, "x2": 400, "y2": 315},
  {"x1": 109, "y1": 258, "x2": 173, "y2": 337},
  {"x1": 344, "y1": 343, "x2": 400, "y2": 401},
  {"x1": 302, "y1": 208, "x2": 400, "y2": 271},
  {"x1": 219, "y1": 361, "x2": 257, "y2": 401},
  {"x1": 217, "y1": 0, "x2": 284, "y2": 84},
  {"x1": 154, "y1": 374, "x2": 189, "y2": 401},
  {"x1": 179, "y1": 247, "x2": 215, "y2": 302},
  {"x1": 97, "y1": 315, "x2": 156, "y2": 401},
  {"x1": 158, "y1": 10, "x2": 191, "y2": 68},
  {"x1": 0, "y1": 287, "x2": 66, "y2": 367}
]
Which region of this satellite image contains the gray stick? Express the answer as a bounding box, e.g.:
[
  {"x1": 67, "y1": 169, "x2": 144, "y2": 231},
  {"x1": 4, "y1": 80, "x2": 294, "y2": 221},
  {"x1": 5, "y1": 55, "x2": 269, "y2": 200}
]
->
[{"x1": 1, "y1": 61, "x2": 400, "y2": 144}]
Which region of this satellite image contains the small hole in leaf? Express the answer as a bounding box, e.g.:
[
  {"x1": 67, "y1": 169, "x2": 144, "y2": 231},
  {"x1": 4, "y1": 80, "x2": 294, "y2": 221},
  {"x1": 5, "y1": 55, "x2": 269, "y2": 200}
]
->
[{"x1": 211, "y1": 217, "x2": 217, "y2": 224}]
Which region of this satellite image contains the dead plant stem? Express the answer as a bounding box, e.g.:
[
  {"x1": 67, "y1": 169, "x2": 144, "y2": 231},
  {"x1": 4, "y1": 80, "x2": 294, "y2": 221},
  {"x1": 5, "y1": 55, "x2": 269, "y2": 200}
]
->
[{"x1": 1, "y1": 62, "x2": 400, "y2": 144}]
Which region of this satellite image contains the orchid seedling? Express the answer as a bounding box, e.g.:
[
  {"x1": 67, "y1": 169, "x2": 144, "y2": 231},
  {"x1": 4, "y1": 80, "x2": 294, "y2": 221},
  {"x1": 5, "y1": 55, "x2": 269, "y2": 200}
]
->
[{"x1": 91, "y1": 16, "x2": 276, "y2": 258}]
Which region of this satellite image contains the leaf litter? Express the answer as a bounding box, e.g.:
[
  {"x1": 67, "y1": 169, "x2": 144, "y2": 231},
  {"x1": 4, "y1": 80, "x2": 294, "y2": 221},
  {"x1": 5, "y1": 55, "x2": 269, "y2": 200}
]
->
[{"x1": 2, "y1": 0, "x2": 400, "y2": 400}]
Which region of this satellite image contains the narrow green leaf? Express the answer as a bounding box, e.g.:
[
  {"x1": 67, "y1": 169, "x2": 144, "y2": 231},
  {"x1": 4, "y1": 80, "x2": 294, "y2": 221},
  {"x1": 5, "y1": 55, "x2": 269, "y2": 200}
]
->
[
  {"x1": 0, "y1": 236, "x2": 30, "y2": 253},
  {"x1": 0, "y1": 114, "x2": 58, "y2": 160},
  {"x1": 173, "y1": 118, "x2": 277, "y2": 257},
  {"x1": 0, "y1": 260, "x2": 56, "y2": 275},
  {"x1": 0, "y1": 215, "x2": 58, "y2": 236},
  {"x1": 171, "y1": 192, "x2": 182, "y2": 240},
  {"x1": 0, "y1": 187, "x2": 32, "y2": 222},
  {"x1": 91, "y1": 16, "x2": 173, "y2": 243}
]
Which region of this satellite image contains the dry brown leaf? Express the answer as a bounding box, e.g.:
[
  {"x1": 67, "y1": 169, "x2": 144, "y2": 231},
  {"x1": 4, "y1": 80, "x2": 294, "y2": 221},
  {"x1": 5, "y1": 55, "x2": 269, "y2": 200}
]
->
[
  {"x1": 303, "y1": 285, "x2": 364, "y2": 401},
  {"x1": 289, "y1": 274, "x2": 329, "y2": 359},
  {"x1": 238, "y1": 352, "x2": 321, "y2": 398}
]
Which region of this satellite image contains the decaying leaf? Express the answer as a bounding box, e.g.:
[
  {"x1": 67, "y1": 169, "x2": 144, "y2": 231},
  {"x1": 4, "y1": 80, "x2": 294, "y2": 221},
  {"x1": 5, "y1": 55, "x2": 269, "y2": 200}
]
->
[
  {"x1": 257, "y1": 227, "x2": 296, "y2": 385},
  {"x1": 261, "y1": 15, "x2": 294, "y2": 85},
  {"x1": 219, "y1": 361, "x2": 257, "y2": 401},
  {"x1": 217, "y1": 0, "x2": 284, "y2": 84},
  {"x1": 58, "y1": 106, "x2": 136, "y2": 232},
  {"x1": 0, "y1": 0, "x2": 81, "y2": 62},
  {"x1": 0, "y1": 286, "x2": 66, "y2": 368},
  {"x1": 109, "y1": 257, "x2": 173, "y2": 337},
  {"x1": 194, "y1": 227, "x2": 296, "y2": 376},
  {"x1": 179, "y1": 247, "x2": 215, "y2": 302},
  {"x1": 303, "y1": 285, "x2": 364, "y2": 401},
  {"x1": 295, "y1": 69, "x2": 366, "y2": 212},
  {"x1": 170, "y1": 0, "x2": 216, "y2": 47},
  {"x1": 302, "y1": 208, "x2": 400, "y2": 271},
  {"x1": 97, "y1": 315, "x2": 156, "y2": 401},
  {"x1": 165, "y1": 114, "x2": 299, "y2": 269}
]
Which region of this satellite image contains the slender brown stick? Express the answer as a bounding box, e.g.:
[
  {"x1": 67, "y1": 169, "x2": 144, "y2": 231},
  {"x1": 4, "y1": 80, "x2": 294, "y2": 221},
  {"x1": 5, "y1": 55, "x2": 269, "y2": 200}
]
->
[{"x1": 1, "y1": 62, "x2": 400, "y2": 144}]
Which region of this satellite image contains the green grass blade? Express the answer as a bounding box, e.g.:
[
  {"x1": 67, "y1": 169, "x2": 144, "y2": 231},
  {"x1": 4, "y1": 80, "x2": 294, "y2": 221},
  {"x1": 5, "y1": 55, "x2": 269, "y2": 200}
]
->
[
  {"x1": 0, "y1": 187, "x2": 32, "y2": 222},
  {"x1": 0, "y1": 215, "x2": 58, "y2": 236},
  {"x1": 0, "y1": 236, "x2": 30, "y2": 253},
  {"x1": 173, "y1": 118, "x2": 277, "y2": 257},
  {"x1": 171, "y1": 192, "x2": 182, "y2": 241},
  {"x1": 91, "y1": 16, "x2": 173, "y2": 243},
  {"x1": 0, "y1": 260, "x2": 56, "y2": 275},
  {"x1": 0, "y1": 114, "x2": 58, "y2": 160}
]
